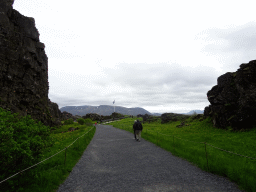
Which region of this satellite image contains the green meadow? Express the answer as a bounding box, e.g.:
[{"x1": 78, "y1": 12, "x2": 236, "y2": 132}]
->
[
  {"x1": 0, "y1": 108, "x2": 96, "y2": 192},
  {"x1": 2, "y1": 109, "x2": 256, "y2": 192},
  {"x1": 108, "y1": 116, "x2": 256, "y2": 192}
]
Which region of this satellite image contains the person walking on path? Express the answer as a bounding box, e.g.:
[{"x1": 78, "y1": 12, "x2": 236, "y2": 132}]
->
[
  {"x1": 133, "y1": 120, "x2": 137, "y2": 140},
  {"x1": 133, "y1": 119, "x2": 143, "y2": 142}
]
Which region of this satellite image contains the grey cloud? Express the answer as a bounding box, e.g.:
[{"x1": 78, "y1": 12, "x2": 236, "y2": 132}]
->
[
  {"x1": 196, "y1": 22, "x2": 256, "y2": 63},
  {"x1": 50, "y1": 61, "x2": 215, "y2": 112},
  {"x1": 105, "y1": 62, "x2": 217, "y2": 88}
]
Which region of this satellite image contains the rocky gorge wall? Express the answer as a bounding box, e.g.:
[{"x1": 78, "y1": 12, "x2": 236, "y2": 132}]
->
[
  {"x1": 0, "y1": 1, "x2": 61, "y2": 127},
  {"x1": 204, "y1": 60, "x2": 256, "y2": 131}
]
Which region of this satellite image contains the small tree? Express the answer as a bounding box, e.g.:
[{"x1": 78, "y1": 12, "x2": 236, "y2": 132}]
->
[{"x1": 77, "y1": 118, "x2": 85, "y2": 125}]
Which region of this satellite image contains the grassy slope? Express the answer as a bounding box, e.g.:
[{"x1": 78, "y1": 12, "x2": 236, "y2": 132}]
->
[
  {"x1": 2, "y1": 122, "x2": 96, "y2": 192},
  {"x1": 108, "y1": 116, "x2": 256, "y2": 192}
]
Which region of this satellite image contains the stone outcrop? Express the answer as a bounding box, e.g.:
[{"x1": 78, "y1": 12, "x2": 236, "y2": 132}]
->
[
  {"x1": 204, "y1": 60, "x2": 256, "y2": 130},
  {"x1": 83, "y1": 113, "x2": 101, "y2": 121},
  {"x1": 141, "y1": 114, "x2": 151, "y2": 122},
  {"x1": 111, "y1": 112, "x2": 124, "y2": 118},
  {"x1": 0, "y1": 1, "x2": 61, "y2": 127},
  {"x1": 161, "y1": 113, "x2": 189, "y2": 124},
  {"x1": 61, "y1": 111, "x2": 74, "y2": 121},
  {"x1": 48, "y1": 99, "x2": 62, "y2": 126}
]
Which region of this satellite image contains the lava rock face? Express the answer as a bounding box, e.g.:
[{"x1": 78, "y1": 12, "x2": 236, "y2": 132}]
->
[
  {"x1": 61, "y1": 111, "x2": 74, "y2": 121},
  {"x1": 204, "y1": 60, "x2": 256, "y2": 130},
  {"x1": 0, "y1": 1, "x2": 61, "y2": 127}
]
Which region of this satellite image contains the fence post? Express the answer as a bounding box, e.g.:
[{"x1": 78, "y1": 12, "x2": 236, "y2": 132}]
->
[
  {"x1": 204, "y1": 142, "x2": 209, "y2": 171},
  {"x1": 64, "y1": 147, "x2": 67, "y2": 166}
]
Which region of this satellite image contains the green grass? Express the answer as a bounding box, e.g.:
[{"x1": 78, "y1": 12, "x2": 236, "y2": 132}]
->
[
  {"x1": 1, "y1": 122, "x2": 96, "y2": 192},
  {"x1": 108, "y1": 116, "x2": 256, "y2": 192}
]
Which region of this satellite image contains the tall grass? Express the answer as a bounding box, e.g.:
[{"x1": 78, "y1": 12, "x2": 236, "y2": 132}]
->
[
  {"x1": 108, "y1": 116, "x2": 256, "y2": 192},
  {"x1": 1, "y1": 122, "x2": 96, "y2": 192}
]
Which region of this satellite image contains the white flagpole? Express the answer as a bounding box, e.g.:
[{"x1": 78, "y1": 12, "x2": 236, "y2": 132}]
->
[{"x1": 113, "y1": 100, "x2": 115, "y2": 113}]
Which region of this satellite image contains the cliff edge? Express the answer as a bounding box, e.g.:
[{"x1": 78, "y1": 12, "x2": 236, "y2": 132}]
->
[{"x1": 0, "y1": 0, "x2": 61, "y2": 127}]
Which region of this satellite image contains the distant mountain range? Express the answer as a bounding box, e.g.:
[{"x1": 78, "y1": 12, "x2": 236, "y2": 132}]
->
[
  {"x1": 152, "y1": 110, "x2": 204, "y2": 116},
  {"x1": 182, "y1": 110, "x2": 204, "y2": 115},
  {"x1": 60, "y1": 105, "x2": 151, "y2": 116},
  {"x1": 60, "y1": 105, "x2": 204, "y2": 117},
  {"x1": 151, "y1": 113, "x2": 162, "y2": 116}
]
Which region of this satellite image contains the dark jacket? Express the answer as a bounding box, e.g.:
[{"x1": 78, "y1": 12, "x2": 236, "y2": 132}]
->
[{"x1": 133, "y1": 120, "x2": 143, "y2": 130}]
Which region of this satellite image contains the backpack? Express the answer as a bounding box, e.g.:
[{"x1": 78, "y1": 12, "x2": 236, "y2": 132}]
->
[{"x1": 135, "y1": 121, "x2": 143, "y2": 130}]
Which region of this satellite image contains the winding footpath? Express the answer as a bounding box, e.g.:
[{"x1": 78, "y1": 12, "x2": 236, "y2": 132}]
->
[{"x1": 56, "y1": 124, "x2": 246, "y2": 192}]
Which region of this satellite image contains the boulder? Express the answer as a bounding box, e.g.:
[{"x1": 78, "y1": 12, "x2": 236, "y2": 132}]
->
[
  {"x1": 141, "y1": 114, "x2": 151, "y2": 122},
  {"x1": 68, "y1": 127, "x2": 75, "y2": 131},
  {"x1": 204, "y1": 60, "x2": 256, "y2": 130}
]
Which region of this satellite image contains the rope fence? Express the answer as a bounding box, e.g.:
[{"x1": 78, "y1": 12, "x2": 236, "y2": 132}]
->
[
  {"x1": 143, "y1": 127, "x2": 256, "y2": 171},
  {"x1": 102, "y1": 120, "x2": 256, "y2": 162},
  {"x1": 0, "y1": 126, "x2": 95, "y2": 185}
]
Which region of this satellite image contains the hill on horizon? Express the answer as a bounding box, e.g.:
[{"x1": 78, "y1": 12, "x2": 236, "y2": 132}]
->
[
  {"x1": 180, "y1": 110, "x2": 204, "y2": 115},
  {"x1": 60, "y1": 105, "x2": 151, "y2": 116},
  {"x1": 151, "y1": 110, "x2": 204, "y2": 116}
]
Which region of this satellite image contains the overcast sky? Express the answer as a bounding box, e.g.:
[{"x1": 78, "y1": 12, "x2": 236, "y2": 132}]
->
[{"x1": 13, "y1": 0, "x2": 256, "y2": 114}]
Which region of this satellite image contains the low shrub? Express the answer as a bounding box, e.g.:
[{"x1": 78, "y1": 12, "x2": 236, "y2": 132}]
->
[
  {"x1": 84, "y1": 118, "x2": 93, "y2": 126},
  {"x1": 77, "y1": 118, "x2": 85, "y2": 125},
  {"x1": 64, "y1": 118, "x2": 74, "y2": 125},
  {"x1": 0, "y1": 107, "x2": 54, "y2": 190}
]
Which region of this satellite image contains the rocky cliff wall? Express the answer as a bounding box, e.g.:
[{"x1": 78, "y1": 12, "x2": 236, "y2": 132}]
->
[
  {"x1": 204, "y1": 60, "x2": 256, "y2": 131},
  {"x1": 0, "y1": 1, "x2": 61, "y2": 127}
]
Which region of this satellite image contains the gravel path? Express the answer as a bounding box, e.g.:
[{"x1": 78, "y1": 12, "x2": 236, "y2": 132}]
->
[{"x1": 56, "y1": 124, "x2": 246, "y2": 192}]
